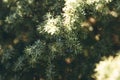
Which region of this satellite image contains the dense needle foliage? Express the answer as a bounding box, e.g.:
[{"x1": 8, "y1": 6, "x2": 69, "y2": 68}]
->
[{"x1": 0, "y1": 0, "x2": 120, "y2": 80}]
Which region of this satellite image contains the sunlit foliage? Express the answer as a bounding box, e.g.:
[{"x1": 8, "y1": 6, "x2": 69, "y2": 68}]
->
[
  {"x1": 0, "y1": 0, "x2": 120, "y2": 80},
  {"x1": 93, "y1": 52, "x2": 120, "y2": 80}
]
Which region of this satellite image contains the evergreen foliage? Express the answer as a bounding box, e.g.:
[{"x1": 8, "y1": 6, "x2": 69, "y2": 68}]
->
[{"x1": 0, "y1": 0, "x2": 120, "y2": 80}]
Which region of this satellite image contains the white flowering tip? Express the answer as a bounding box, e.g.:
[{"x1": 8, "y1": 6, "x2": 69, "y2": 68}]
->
[
  {"x1": 93, "y1": 52, "x2": 120, "y2": 80},
  {"x1": 95, "y1": 4, "x2": 104, "y2": 10},
  {"x1": 109, "y1": 11, "x2": 118, "y2": 18},
  {"x1": 63, "y1": 0, "x2": 80, "y2": 31},
  {"x1": 44, "y1": 25, "x2": 59, "y2": 35},
  {"x1": 3, "y1": 0, "x2": 8, "y2": 3},
  {"x1": 43, "y1": 18, "x2": 59, "y2": 35},
  {"x1": 26, "y1": 48, "x2": 31, "y2": 52},
  {"x1": 86, "y1": 0, "x2": 112, "y2": 5},
  {"x1": 17, "y1": 5, "x2": 22, "y2": 9},
  {"x1": 105, "y1": 0, "x2": 112, "y2": 3},
  {"x1": 65, "y1": 0, "x2": 77, "y2": 4},
  {"x1": 86, "y1": 0, "x2": 100, "y2": 5},
  {"x1": 28, "y1": 0, "x2": 33, "y2": 4}
]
